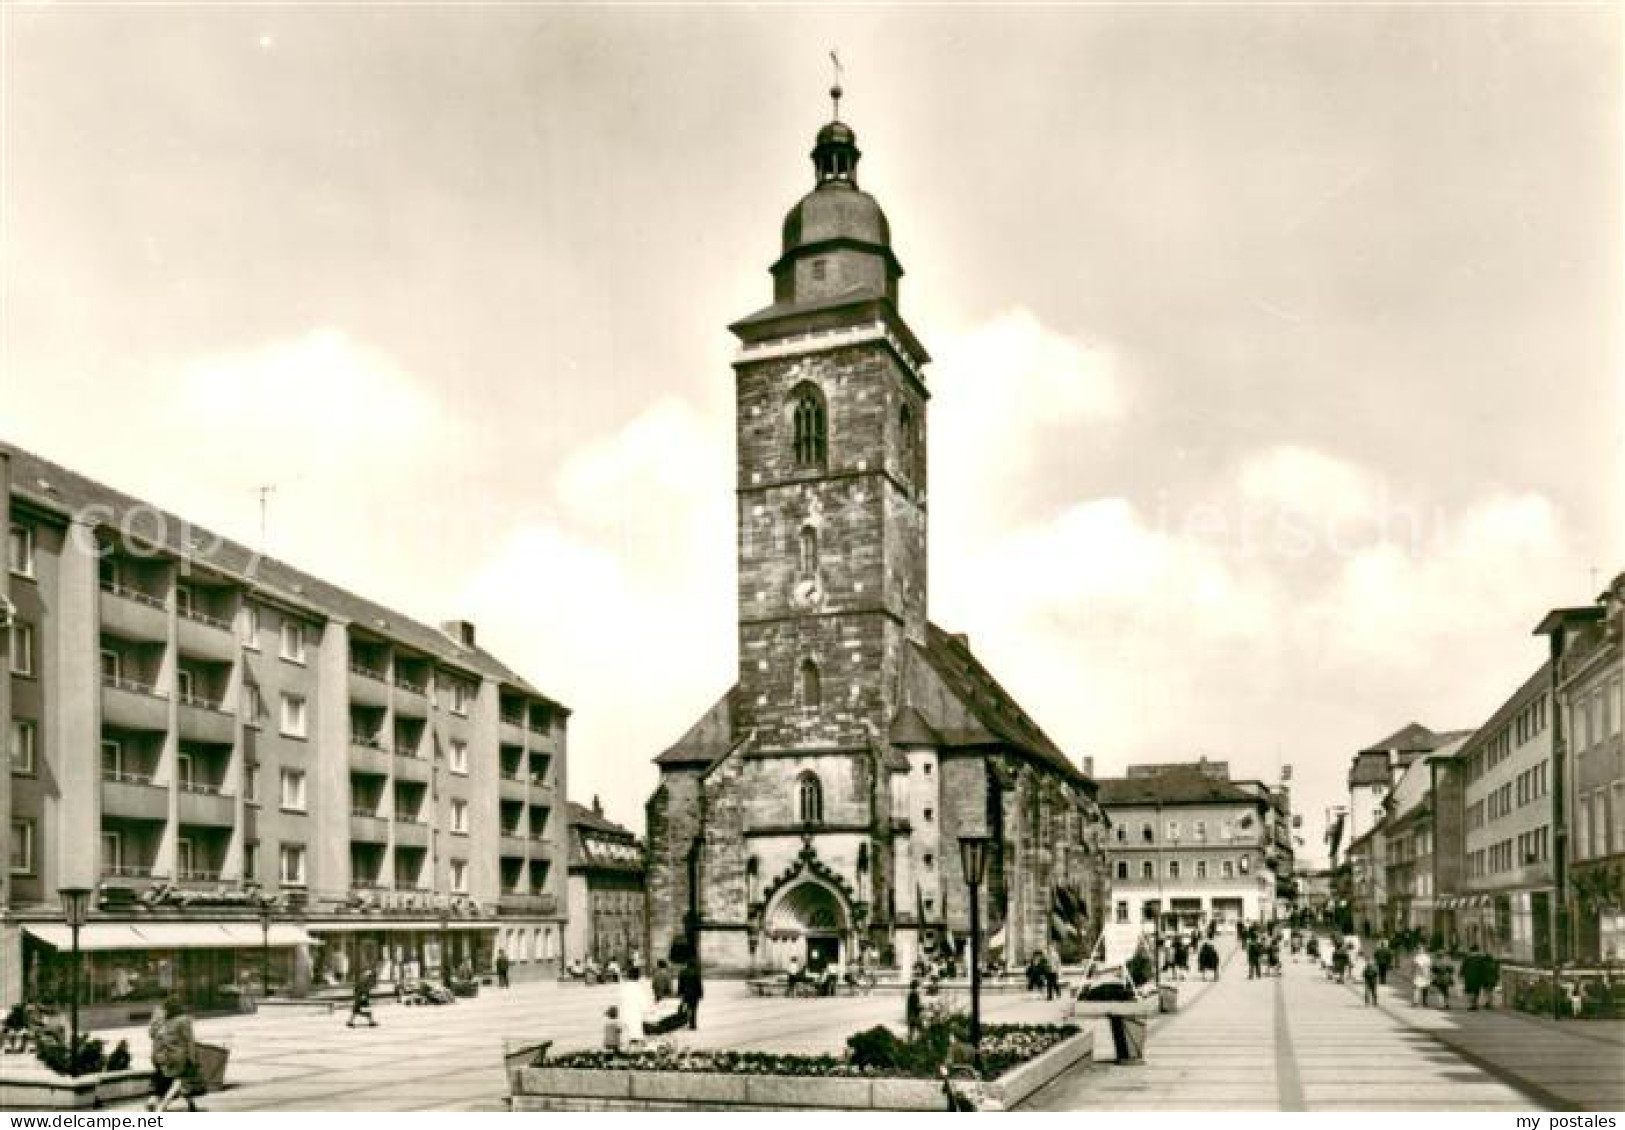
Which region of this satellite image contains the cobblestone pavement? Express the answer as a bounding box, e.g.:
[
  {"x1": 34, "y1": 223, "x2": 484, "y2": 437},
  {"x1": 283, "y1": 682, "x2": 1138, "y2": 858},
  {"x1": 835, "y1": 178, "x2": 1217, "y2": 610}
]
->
[{"x1": 1024, "y1": 943, "x2": 1551, "y2": 1111}]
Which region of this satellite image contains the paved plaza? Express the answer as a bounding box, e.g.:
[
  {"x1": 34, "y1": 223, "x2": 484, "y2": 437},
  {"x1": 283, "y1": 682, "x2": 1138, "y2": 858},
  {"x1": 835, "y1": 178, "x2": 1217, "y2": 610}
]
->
[{"x1": 36, "y1": 939, "x2": 1619, "y2": 1112}]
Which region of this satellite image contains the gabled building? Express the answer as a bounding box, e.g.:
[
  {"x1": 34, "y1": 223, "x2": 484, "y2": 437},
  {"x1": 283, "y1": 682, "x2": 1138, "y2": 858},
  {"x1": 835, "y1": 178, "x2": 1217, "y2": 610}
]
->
[{"x1": 565, "y1": 798, "x2": 646, "y2": 968}]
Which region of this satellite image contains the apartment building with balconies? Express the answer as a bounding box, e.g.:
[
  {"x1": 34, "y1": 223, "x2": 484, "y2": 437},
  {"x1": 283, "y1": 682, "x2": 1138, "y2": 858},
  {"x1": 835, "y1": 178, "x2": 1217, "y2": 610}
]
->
[{"x1": 1, "y1": 443, "x2": 571, "y2": 1017}]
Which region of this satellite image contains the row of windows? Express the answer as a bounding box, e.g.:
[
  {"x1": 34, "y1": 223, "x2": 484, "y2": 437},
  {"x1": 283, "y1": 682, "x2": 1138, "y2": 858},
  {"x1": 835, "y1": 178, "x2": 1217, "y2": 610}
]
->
[
  {"x1": 1113, "y1": 856, "x2": 1251, "y2": 881},
  {"x1": 1113, "y1": 817, "x2": 1253, "y2": 845},
  {"x1": 1573, "y1": 678, "x2": 1624, "y2": 752},
  {"x1": 9, "y1": 817, "x2": 476, "y2": 893},
  {"x1": 1515, "y1": 762, "x2": 1549, "y2": 808},
  {"x1": 1486, "y1": 781, "x2": 1515, "y2": 821},
  {"x1": 1575, "y1": 784, "x2": 1625, "y2": 862},
  {"x1": 1466, "y1": 698, "x2": 1548, "y2": 784}
]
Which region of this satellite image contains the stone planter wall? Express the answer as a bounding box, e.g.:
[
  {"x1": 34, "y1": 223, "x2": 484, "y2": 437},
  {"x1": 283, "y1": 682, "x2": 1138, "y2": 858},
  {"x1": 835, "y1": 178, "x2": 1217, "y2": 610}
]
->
[
  {"x1": 511, "y1": 1030, "x2": 1094, "y2": 1112},
  {"x1": 0, "y1": 1068, "x2": 154, "y2": 1110}
]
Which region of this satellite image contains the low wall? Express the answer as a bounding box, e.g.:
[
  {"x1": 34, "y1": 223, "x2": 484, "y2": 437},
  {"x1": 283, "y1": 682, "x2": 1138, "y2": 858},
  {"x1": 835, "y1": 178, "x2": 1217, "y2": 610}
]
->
[
  {"x1": 0, "y1": 1068, "x2": 154, "y2": 1110},
  {"x1": 511, "y1": 1030, "x2": 1094, "y2": 1112}
]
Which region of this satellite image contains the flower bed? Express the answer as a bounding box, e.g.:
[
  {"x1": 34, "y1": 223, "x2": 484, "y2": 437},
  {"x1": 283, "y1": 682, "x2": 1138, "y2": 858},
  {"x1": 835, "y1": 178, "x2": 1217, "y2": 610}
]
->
[
  {"x1": 512, "y1": 1024, "x2": 1093, "y2": 1111},
  {"x1": 547, "y1": 1023, "x2": 1076, "y2": 1081}
]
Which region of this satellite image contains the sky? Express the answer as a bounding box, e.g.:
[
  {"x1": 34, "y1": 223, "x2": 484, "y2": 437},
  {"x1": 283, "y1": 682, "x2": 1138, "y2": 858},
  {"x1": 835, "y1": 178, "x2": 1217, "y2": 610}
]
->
[{"x1": 2, "y1": 5, "x2": 1620, "y2": 864}]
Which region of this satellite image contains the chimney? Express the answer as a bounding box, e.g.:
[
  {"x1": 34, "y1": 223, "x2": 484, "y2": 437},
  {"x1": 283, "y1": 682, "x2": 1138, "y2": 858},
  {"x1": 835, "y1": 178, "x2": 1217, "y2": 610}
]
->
[
  {"x1": 440, "y1": 619, "x2": 476, "y2": 649},
  {"x1": 592, "y1": 795, "x2": 603, "y2": 817},
  {"x1": 1080, "y1": 755, "x2": 1094, "y2": 778}
]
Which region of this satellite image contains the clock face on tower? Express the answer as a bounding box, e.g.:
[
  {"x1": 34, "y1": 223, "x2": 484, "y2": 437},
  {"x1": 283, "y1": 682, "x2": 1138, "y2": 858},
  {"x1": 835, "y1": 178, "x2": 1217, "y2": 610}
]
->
[{"x1": 789, "y1": 576, "x2": 825, "y2": 612}]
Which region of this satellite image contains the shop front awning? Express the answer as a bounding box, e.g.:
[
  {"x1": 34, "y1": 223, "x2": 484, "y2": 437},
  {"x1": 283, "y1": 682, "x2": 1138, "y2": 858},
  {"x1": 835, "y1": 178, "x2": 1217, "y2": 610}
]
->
[{"x1": 24, "y1": 922, "x2": 322, "y2": 951}]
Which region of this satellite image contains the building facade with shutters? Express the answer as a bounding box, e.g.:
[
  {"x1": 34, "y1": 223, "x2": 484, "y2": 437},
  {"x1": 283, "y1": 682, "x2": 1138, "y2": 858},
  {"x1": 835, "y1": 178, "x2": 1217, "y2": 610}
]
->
[
  {"x1": 643, "y1": 105, "x2": 1110, "y2": 977},
  {"x1": 1, "y1": 444, "x2": 570, "y2": 1018}
]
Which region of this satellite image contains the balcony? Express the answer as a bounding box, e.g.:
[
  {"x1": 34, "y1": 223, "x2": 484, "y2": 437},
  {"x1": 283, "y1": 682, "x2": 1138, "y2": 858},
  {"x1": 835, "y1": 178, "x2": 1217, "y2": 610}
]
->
[
  {"x1": 101, "y1": 775, "x2": 169, "y2": 821},
  {"x1": 102, "y1": 676, "x2": 169, "y2": 732},
  {"x1": 393, "y1": 677, "x2": 428, "y2": 718},
  {"x1": 500, "y1": 834, "x2": 530, "y2": 857},
  {"x1": 349, "y1": 742, "x2": 392, "y2": 777},
  {"x1": 393, "y1": 751, "x2": 431, "y2": 784},
  {"x1": 99, "y1": 584, "x2": 168, "y2": 641},
  {"x1": 350, "y1": 814, "x2": 390, "y2": 843},
  {"x1": 177, "y1": 612, "x2": 236, "y2": 662},
  {"x1": 499, "y1": 714, "x2": 526, "y2": 748},
  {"x1": 176, "y1": 869, "x2": 225, "y2": 887},
  {"x1": 348, "y1": 665, "x2": 390, "y2": 708},
  {"x1": 498, "y1": 893, "x2": 557, "y2": 917},
  {"x1": 177, "y1": 787, "x2": 235, "y2": 827},
  {"x1": 102, "y1": 864, "x2": 156, "y2": 881},
  {"x1": 394, "y1": 819, "x2": 430, "y2": 849},
  {"x1": 499, "y1": 774, "x2": 528, "y2": 802},
  {"x1": 177, "y1": 696, "x2": 234, "y2": 744}
]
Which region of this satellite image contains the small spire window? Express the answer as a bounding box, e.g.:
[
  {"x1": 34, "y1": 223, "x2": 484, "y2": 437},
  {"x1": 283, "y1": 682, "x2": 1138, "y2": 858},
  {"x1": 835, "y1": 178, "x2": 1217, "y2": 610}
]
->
[{"x1": 798, "y1": 527, "x2": 818, "y2": 576}]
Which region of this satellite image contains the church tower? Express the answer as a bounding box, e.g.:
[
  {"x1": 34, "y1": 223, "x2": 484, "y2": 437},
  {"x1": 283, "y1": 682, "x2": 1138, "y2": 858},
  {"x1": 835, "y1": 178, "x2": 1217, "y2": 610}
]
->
[{"x1": 729, "y1": 108, "x2": 930, "y2": 750}]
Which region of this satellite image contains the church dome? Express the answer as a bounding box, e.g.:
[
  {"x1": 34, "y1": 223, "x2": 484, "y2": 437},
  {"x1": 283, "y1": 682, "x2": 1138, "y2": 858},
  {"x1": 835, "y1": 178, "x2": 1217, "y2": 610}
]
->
[
  {"x1": 781, "y1": 184, "x2": 891, "y2": 256},
  {"x1": 779, "y1": 118, "x2": 893, "y2": 260}
]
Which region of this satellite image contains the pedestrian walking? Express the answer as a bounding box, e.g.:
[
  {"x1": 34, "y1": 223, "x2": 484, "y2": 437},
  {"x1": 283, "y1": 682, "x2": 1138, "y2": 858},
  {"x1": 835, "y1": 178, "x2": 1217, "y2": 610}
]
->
[
  {"x1": 677, "y1": 958, "x2": 704, "y2": 1030},
  {"x1": 1198, "y1": 940, "x2": 1219, "y2": 980},
  {"x1": 347, "y1": 969, "x2": 380, "y2": 1028},
  {"x1": 1362, "y1": 958, "x2": 1379, "y2": 1006},
  {"x1": 1246, "y1": 938, "x2": 1263, "y2": 980},
  {"x1": 1411, "y1": 950, "x2": 1433, "y2": 1007},
  {"x1": 147, "y1": 998, "x2": 199, "y2": 1112},
  {"x1": 906, "y1": 979, "x2": 924, "y2": 1040},
  {"x1": 1374, "y1": 942, "x2": 1392, "y2": 985},
  {"x1": 495, "y1": 950, "x2": 511, "y2": 989}
]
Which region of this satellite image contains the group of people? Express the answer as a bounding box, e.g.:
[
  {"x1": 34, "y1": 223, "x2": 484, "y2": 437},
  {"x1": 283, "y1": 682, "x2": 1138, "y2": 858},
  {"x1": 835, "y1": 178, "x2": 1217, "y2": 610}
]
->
[
  {"x1": 601, "y1": 957, "x2": 704, "y2": 1049},
  {"x1": 1024, "y1": 950, "x2": 1063, "y2": 999},
  {"x1": 1242, "y1": 924, "x2": 1284, "y2": 979}
]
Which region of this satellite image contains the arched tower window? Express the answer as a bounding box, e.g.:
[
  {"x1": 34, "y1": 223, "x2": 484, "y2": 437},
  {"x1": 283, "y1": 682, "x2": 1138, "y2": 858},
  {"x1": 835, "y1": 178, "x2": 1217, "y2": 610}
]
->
[
  {"x1": 791, "y1": 385, "x2": 827, "y2": 468},
  {"x1": 798, "y1": 526, "x2": 818, "y2": 576},
  {"x1": 799, "y1": 658, "x2": 822, "y2": 708},
  {"x1": 798, "y1": 771, "x2": 823, "y2": 825}
]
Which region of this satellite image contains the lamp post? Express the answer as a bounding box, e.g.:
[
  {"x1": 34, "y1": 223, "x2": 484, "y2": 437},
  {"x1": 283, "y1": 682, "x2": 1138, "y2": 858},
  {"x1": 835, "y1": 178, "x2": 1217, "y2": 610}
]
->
[
  {"x1": 438, "y1": 906, "x2": 452, "y2": 989},
  {"x1": 257, "y1": 901, "x2": 274, "y2": 1002},
  {"x1": 958, "y1": 835, "x2": 991, "y2": 1067},
  {"x1": 58, "y1": 887, "x2": 92, "y2": 1075}
]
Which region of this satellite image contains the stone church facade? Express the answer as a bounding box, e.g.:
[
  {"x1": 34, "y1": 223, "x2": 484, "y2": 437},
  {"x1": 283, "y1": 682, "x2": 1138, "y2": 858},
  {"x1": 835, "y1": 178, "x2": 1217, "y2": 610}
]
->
[{"x1": 645, "y1": 108, "x2": 1110, "y2": 976}]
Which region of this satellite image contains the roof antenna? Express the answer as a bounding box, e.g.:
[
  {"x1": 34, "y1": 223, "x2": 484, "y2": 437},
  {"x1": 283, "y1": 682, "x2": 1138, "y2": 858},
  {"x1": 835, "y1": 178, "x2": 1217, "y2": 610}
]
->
[
  {"x1": 257, "y1": 484, "x2": 277, "y2": 554},
  {"x1": 829, "y1": 49, "x2": 843, "y2": 119}
]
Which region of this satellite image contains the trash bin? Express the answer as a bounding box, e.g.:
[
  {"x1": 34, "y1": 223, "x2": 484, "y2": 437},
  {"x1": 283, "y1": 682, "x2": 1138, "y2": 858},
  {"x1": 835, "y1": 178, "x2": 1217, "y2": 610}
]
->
[
  {"x1": 1109, "y1": 1015, "x2": 1148, "y2": 1063},
  {"x1": 1157, "y1": 985, "x2": 1179, "y2": 1013}
]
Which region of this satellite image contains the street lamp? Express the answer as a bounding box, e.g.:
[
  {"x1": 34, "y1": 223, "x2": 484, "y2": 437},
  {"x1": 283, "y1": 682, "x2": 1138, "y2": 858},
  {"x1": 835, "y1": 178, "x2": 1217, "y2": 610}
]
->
[
  {"x1": 58, "y1": 886, "x2": 92, "y2": 1075},
  {"x1": 257, "y1": 901, "x2": 274, "y2": 1002},
  {"x1": 958, "y1": 835, "x2": 991, "y2": 1067},
  {"x1": 438, "y1": 906, "x2": 451, "y2": 989}
]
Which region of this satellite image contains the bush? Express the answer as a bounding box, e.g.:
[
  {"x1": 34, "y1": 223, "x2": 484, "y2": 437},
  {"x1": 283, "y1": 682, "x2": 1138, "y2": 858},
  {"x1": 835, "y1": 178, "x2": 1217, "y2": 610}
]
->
[
  {"x1": 1126, "y1": 953, "x2": 1154, "y2": 987},
  {"x1": 106, "y1": 1040, "x2": 133, "y2": 1072},
  {"x1": 34, "y1": 1030, "x2": 107, "y2": 1077}
]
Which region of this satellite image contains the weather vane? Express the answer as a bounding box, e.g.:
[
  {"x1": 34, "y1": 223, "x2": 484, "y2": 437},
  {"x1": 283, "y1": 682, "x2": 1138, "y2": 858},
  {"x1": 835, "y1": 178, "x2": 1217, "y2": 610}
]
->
[{"x1": 829, "y1": 49, "x2": 843, "y2": 119}]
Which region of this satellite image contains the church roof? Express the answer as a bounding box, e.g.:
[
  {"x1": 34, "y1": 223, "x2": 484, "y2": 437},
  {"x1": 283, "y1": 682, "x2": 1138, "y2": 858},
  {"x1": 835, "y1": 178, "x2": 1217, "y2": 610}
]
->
[
  {"x1": 911, "y1": 623, "x2": 1088, "y2": 785},
  {"x1": 653, "y1": 686, "x2": 740, "y2": 767},
  {"x1": 888, "y1": 704, "x2": 941, "y2": 747}
]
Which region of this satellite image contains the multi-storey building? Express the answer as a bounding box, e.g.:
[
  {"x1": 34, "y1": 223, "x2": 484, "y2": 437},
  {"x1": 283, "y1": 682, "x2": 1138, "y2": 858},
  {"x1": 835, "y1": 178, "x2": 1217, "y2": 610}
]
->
[
  {"x1": 1099, "y1": 761, "x2": 1285, "y2": 930},
  {"x1": 1432, "y1": 665, "x2": 1553, "y2": 959},
  {"x1": 643, "y1": 102, "x2": 1111, "y2": 976},
  {"x1": 1, "y1": 445, "x2": 569, "y2": 1018},
  {"x1": 1380, "y1": 732, "x2": 1469, "y2": 935},
  {"x1": 565, "y1": 799, "x2": 646, "y2": 967},
  {"x1": 1538, "y1": 571, "x2": 1625, "y2": 963}
]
